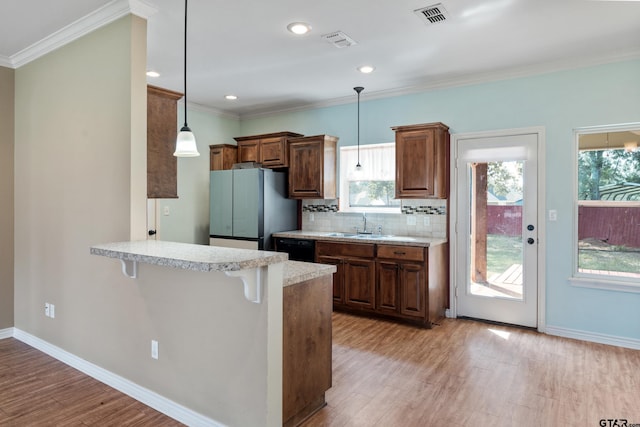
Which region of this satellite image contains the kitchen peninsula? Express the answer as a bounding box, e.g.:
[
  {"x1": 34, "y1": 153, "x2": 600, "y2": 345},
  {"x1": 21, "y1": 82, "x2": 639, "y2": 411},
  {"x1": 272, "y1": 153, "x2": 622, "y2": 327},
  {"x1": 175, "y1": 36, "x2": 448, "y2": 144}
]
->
[{"x1": 90, "y1": 240, "x2": 334, "y2": 427}]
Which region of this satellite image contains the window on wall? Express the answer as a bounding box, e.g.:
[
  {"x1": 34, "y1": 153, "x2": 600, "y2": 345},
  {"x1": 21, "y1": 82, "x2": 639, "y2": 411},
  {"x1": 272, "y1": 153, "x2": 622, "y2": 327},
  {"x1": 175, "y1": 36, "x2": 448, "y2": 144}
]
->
[
  {"x1": 573, "y1": 125, "x2": 640, "y2": 291},
  {"x1": 339, "y1": 143, "x2": 400, "y2": 212}
]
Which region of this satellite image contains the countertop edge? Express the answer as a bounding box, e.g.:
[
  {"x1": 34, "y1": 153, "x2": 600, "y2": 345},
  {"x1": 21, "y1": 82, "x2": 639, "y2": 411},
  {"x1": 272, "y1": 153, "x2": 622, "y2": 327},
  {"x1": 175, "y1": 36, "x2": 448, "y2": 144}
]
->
[
  {"x1": 272, "y1": 230, "x2": 447, "y2": 247},
  {"x1": 90, "y1": 240, "x2": 288, "y2": 273},
  {"x1": 283, "y1": 261, "x2": 337, "y2": 287}
]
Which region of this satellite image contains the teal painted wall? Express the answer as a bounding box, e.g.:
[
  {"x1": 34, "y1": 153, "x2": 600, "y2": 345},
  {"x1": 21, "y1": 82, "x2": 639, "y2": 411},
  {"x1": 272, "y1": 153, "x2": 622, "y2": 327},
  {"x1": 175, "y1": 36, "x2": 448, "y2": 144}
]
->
[
  {"x1": 239, "y1": 59, "x2": 640, "y2": 340},
  {"x1": 158, "y1": 107, "x2": 240, "y2": 244}
]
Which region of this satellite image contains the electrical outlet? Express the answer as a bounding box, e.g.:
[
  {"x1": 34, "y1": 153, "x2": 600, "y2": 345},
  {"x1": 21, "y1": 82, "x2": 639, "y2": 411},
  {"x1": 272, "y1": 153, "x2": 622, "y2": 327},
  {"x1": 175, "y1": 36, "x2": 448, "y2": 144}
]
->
[
  {"x1": 548, "y1": 209, "x2": 558, "y2": 221},
  {"x1": 49, "y1": 304, "x2": 55, "y2": 319},
  {"x1": 45, "y1": 303, "x2": 50, "y2": 317},
  {"x1": 151, "y1": 340, "x2": 159, "y2": 360},
  {"x1": 407, "y1": 215, "x2": 417, "y2": 226},
  {"x1": 423, "y1": 216, "x2": 431, "y2": 226},
  {"x1": 309, "y1": 213, "x2": 315, "y2": 222},
  {"x1": 163, "y1": 206, "x2": 170, "y2": 216}
]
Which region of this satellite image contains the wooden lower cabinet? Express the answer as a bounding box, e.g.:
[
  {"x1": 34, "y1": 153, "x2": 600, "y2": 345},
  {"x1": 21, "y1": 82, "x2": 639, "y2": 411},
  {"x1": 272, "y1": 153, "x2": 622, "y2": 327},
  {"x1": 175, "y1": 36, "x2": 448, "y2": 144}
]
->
[
  {"x1": 399, "y1": 262, "x2": 427, "y2": 317},
  {"x1": 344, "y1": 258, "x2": 376, "y2": 309},
  {"x1": 283, "y1": 273, "x2": 332, "y2": 427},
  {"x1": 316, "y1": 241, "x2": 375, "y2": 312},
  {"x1": 316, "y1": 255, "x2": 344, "y2": 305},
  {"x1": 376, "y1": 261, "x2": 399, "y2": 313},
  {"x1": 316, "y1": 240, "x2": 448, "y2": 328}
]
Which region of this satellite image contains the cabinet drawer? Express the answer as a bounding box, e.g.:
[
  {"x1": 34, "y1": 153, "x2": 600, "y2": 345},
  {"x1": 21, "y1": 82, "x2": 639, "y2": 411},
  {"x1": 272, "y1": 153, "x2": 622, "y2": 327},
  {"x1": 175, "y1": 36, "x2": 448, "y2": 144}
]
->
[
  {"x1": 377, "y1": 245, "x2": 424, "y2": 262},
  {"x1": 316, "y1": 241, "x2": 375, "y2": 259}
]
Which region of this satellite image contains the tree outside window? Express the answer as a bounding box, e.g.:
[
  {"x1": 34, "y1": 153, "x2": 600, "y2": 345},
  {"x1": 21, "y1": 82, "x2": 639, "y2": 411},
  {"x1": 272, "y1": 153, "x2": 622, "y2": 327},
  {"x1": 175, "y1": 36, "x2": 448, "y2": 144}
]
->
[{"x1": 576, "y1": 130, "x2": 640, "y2": 280}]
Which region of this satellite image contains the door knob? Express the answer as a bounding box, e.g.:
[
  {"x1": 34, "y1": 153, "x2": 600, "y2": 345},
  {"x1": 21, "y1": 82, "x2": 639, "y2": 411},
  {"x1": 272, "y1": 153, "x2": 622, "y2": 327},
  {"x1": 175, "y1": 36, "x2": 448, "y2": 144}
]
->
[
  {"x1": 148, "y1": 229, "x2": 157, "y2": 236},
  {"x1": 527, "y1": 237, "x2": 535, "y2": 244}
]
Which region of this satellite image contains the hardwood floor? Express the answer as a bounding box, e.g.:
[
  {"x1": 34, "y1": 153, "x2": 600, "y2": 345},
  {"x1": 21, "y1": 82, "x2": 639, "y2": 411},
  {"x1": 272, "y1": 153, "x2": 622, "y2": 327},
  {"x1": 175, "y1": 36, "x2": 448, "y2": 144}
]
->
[
  {"x1": 0, "y1": 339, "x2": 183, "y2": 426},
  {"x1": 2, "y1": 314, "x2": 639, "y2": 427},
  {"x1": 304, "y1": 312, "x2": 640, "y2": 427}
]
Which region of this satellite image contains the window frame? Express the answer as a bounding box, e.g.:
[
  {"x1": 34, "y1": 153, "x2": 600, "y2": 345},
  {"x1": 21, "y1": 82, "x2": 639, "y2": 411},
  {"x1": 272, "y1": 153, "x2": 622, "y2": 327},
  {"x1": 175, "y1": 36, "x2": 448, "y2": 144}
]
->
[
  {"x1": 570, "y1": 122, "x2": 640, "y2": 294},
  {"x1": 339, "y1": 142, "x2": 401, "y2": 213}
]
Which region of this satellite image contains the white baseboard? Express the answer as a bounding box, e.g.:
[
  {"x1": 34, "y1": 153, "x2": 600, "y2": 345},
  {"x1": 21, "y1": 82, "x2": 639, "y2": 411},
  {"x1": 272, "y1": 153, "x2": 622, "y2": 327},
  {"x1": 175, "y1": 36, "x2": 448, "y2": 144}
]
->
[
  {"x1": 12, "y1": 329, "x2": 223, "y2": 427},
  {"x1": 0, "y1": 327, "x2": 14, "y2": 339},
  {"x1": 546, "y1": 325, "x2": 640, "y2": 350}
]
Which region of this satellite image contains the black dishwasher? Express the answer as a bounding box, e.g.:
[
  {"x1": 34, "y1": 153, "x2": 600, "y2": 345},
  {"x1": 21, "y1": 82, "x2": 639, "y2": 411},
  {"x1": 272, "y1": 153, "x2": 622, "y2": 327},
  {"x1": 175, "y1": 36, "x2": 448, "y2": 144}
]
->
[{"x1": 274, "y1": 237, "x2": 316, "y2": 262}]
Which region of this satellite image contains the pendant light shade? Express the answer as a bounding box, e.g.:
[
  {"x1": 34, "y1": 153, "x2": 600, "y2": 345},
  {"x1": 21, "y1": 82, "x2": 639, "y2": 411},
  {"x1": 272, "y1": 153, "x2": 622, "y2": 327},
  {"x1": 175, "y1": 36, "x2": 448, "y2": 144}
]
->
[
  {"x1": 174, "y1": 0, "x2": 200, "y2": 157},
  {"x1": 354, "y1": 86, "x2": 364, "y2": 171},
  {"x1": 175, "y1": 125, "x2": 199, "y2": 157}
]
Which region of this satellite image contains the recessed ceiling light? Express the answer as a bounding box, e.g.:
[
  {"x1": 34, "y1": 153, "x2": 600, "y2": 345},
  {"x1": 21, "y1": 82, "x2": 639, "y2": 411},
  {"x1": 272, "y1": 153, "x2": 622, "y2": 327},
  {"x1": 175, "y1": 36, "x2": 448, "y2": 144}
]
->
[
  {"x1": 146, "y1": 70, "x2": 160, "y2": 78},
  {"x1": 225, "y1": 95, "x2": 238, "y2": 100},
  {"x1": 287, "y1": 22, "x2": 312, "y2": 35},
  {"x1": 357, "y1": 65, "x2": 375, "y2": 74}
]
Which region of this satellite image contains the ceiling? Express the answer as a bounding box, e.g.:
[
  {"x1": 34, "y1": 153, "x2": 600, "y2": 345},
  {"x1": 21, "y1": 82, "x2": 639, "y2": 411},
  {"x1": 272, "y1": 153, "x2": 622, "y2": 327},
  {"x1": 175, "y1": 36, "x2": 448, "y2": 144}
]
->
[{"x1": 1, "y1": 0, "x2": 640, "y2": 118}]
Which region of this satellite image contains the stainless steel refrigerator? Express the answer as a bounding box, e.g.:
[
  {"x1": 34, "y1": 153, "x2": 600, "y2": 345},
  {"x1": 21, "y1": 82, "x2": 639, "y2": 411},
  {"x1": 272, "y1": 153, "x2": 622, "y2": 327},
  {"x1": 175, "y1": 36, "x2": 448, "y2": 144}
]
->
[{"x1": 209, "y1": 168, "x2": 297, "y2": 250}]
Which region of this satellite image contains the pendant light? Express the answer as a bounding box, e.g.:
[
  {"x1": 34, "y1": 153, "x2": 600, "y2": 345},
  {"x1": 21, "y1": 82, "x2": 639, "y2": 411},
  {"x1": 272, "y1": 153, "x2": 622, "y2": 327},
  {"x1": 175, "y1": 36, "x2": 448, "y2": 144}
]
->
[
  {"x1": 174, "y1": 0, "x2": 200, "y2": 157},
  {"x1": 354, "y1": 86, "x2": 364, "y2": 171}
]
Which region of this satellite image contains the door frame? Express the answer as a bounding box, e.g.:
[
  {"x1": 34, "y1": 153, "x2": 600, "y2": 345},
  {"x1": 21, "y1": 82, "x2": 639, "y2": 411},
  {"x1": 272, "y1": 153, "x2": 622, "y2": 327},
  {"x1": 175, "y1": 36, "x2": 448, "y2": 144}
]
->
[{"x1": 448, "y1": 126, "x2": 547, "y2": 332}]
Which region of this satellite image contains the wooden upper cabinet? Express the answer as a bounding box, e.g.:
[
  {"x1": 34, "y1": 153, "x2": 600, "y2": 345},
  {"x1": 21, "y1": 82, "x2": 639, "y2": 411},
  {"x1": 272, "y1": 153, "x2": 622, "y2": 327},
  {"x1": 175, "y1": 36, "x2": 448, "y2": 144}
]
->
[
  {"x1": 233, "y1": 131, "x2": 303, "y2": 168},
  {"x1": 288, "y1": 135, "x2": 338, "y2": 199},
  {"x1": 209, "y1": 144, "x2": 237, "y2": 170},
  {"x1": 236, "y1": 138, "x2": 260, "y2": 163},
  {"x1": 147, "y1": 85, "x2": 183, "y2": 198},
  {"x1": 392, "y1": 122, "x2": 450, "y2": 199}
]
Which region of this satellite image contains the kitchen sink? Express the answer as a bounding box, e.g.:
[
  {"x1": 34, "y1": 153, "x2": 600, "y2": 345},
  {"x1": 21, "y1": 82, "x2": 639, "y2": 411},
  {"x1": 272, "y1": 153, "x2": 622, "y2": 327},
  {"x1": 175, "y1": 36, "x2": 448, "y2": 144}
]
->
[{"x1": 322, "y1": 232, "x2": 415, "y2": 242}]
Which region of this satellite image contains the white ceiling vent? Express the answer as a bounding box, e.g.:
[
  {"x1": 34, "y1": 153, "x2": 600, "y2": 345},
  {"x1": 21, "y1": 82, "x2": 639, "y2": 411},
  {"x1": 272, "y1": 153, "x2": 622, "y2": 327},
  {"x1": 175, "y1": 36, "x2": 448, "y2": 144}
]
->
[
  {"x1": 321, "y1": 31, "x2": 358, "y2": 48},
  {"x1": 414, "y1": 3, "x2": 449, "y2": 25}
]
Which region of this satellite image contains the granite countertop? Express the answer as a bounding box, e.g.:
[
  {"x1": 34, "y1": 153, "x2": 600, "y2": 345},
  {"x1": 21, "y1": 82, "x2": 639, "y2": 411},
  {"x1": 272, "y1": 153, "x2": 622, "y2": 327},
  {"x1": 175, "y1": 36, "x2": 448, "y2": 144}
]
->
[
  {"x1": 272, "y1": 230, "x2": 447, "y2": 247},
  {"x1": 90, "y1": 240, "x2": 288, "y2": 273},
  {"x1": 283, "y1": 261, "x2": 336, "y2": 287}
]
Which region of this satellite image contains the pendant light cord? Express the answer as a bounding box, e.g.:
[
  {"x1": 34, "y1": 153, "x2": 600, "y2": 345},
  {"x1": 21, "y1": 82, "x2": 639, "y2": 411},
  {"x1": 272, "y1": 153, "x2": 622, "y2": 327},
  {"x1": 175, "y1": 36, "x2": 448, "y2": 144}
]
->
[
  {"x1": 354, "y1": 87, "x2": 364, "y2": 168},
  {"x1": 183, "y1": 0, "x2": 188, "y2": 129}
]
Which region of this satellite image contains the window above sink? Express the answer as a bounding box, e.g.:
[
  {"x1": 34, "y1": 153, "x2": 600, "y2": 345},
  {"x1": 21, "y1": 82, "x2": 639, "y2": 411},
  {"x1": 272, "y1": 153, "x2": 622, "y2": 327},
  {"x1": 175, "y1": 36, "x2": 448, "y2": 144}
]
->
[{"x1": 339, "y1": 143, "x2": 400, "y2": 213}]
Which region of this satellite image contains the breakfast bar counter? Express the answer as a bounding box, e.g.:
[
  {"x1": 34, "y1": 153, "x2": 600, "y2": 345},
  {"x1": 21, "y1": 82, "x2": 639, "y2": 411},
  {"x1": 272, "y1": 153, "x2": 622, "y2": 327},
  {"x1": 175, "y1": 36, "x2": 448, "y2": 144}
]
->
[{"x1": 90, "y1": 240, "x2": 335, "y2": 427}]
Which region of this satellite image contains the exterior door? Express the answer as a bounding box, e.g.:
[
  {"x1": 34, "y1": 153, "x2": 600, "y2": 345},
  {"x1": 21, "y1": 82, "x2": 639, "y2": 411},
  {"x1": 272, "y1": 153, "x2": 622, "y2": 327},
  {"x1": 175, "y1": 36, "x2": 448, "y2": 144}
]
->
[{"x1": 454, "y1": 132, "x2": 539, "y2": 327}]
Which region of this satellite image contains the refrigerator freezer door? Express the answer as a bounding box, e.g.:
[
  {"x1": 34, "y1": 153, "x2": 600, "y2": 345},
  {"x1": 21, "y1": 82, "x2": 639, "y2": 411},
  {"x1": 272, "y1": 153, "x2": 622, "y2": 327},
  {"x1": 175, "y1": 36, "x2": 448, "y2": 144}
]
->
[
  {"x1": 210, "y1": 170, "x2": 233, "y2": 236},
  {"x1": 232, "y1": 168, "x2": 261, "y2": 238}
]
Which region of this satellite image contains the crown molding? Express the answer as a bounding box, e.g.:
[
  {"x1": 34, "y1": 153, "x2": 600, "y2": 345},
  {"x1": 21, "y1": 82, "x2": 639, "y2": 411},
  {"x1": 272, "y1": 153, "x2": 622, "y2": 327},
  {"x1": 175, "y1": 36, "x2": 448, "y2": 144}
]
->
[
  {"x1": 9, "y1": 0, "x2": 157, "y2": 69},
  {"x1": 0, "y1": 56, "x2": 12, "y2": 68},
  {"x1": 180, "y1": 100, "x2": 241, "y2": 121}
]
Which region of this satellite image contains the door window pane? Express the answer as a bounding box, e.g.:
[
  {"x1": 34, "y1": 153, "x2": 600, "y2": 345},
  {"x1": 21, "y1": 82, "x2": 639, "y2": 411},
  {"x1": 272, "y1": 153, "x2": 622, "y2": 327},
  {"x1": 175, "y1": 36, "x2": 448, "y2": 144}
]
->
[{"x1": 468, "y1": 161, "x2": 524, "y2": 300}]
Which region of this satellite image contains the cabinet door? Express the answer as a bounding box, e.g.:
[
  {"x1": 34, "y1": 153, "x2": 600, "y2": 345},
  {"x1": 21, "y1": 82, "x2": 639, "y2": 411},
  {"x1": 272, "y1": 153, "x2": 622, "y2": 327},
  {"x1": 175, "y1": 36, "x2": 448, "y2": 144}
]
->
[
  {"x1": 396, "y1": 128, "x2": 436, "y2": 198},
  {"x1": 147, "y1": 85, "x2": 182, "y2": 198},
  {"x1": 377, "y1": 261, "x2": 399, "y2": 313},
  {"x1": 289, "y1": 141, "x2": 323, "y2": 198},
  {"x1": 317, "y1": 255, "x2": 344, "y2": 305},
  {"x1": 209, "y1": 145, "x2": 237, "y2": 170},
  {"x1": 260, "y1": 136, "x2": 286, "y2": 167},
  {"x1": 400, "y1": 262, "x2": 426, "y2": 318},
  {"x1": 344, "y1": 258, "x2": 376, "y2": 310},
  {"x1": 237, "y1": 139, "x2": 260, "y2": 163}
]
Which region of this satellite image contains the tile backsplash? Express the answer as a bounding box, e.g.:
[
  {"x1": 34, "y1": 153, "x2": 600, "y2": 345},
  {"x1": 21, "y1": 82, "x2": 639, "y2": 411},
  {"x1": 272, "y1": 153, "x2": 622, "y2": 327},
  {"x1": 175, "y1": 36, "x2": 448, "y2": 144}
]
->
[{"x1": 301, "y1": 199, "x2": 447, "y2": 238}]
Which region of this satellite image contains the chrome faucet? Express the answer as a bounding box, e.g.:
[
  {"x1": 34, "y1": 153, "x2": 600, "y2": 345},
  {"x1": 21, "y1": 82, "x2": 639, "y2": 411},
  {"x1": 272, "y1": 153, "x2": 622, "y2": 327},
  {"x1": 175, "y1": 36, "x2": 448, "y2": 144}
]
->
[{"x1": 360, "y1": 213, "x2": 371, "y2": 234}]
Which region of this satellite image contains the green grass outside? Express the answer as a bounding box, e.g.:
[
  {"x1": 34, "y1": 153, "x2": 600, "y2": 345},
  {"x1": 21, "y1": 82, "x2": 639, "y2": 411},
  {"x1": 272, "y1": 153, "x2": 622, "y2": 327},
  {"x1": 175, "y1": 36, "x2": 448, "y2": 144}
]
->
[
  {"x1": 578, "y1": 249, "x2": 640, "y2": 274},
  {"x1": 486, "y1": 234, "x2": 640, "y2": 275}
]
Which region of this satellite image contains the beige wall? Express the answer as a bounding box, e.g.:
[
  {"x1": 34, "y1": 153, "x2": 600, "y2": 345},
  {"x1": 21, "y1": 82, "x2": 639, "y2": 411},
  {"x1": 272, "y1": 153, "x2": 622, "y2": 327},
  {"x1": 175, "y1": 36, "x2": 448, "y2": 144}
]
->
[
  {"x1": 0, "y1": 66, "x2": 14, "y2": 329},
  {"x1": 13, "y1": 15, "x2": 280, "y2": 425}
]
